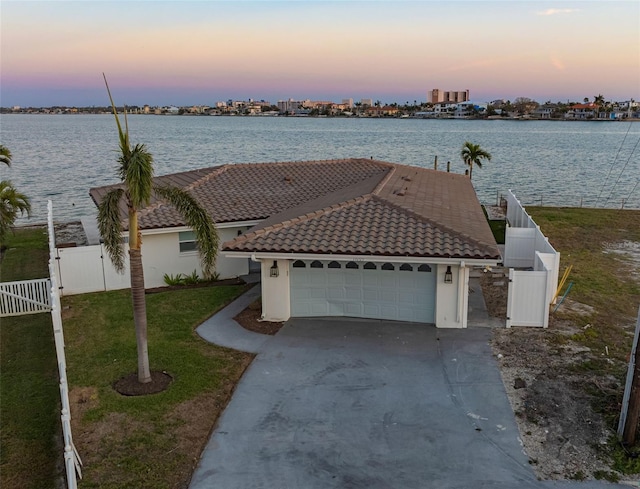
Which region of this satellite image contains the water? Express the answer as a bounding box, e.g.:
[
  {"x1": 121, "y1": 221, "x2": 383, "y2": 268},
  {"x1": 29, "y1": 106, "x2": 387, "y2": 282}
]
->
[{"x1": 1, "y1": 114, "x2": 639, "y2": 223}]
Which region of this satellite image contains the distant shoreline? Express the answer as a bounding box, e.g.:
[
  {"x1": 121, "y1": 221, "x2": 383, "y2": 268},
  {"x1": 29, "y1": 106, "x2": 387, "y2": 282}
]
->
[{"x1": 1, "y1": 112, "x2": 639, "y2": 122}]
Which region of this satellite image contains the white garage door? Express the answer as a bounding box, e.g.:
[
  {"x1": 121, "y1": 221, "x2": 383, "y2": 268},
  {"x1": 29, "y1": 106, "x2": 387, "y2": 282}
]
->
[{"x1": 290, "y1": 260, "x2": 436, "y2": 323}]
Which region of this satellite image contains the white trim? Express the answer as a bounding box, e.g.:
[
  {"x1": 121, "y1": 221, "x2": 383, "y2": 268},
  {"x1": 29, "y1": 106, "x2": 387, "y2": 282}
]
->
[
  {"x1": 139, "y1": 220, "x2": 262, "y2": 236},
  {"x1": 224, "y1": 251, "x2": 498, "y2": 267}
]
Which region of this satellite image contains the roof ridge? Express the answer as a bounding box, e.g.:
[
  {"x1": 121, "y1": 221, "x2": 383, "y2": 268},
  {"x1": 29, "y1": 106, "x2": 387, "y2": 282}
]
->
[
  {"x1": 230, "y1": 194, "x2": 374, "y2": 246},
  {"x1": 369, "y1": 194, "x2": 496, "y2": 253},
  {"x1": 184, "y1": 164, "x2": 229, "y2": 191},
  {"x1": 372, "y1": 165, "x2": 396, "y2": 195}
]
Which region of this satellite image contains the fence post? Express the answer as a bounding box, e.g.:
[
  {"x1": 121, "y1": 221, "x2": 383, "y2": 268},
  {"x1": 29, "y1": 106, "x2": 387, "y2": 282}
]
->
[{"x1": 619, "y1": 306, "x2": 640, "y2": 443}]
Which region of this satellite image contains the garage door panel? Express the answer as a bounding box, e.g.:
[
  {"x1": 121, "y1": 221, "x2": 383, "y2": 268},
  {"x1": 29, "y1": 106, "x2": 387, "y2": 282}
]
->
[
  {"x1": 291, "y1": 261, "x2": 436, "y2": 323},
  {"x1": 345, "y1": 287, "x2": 362, "y2": 300}
]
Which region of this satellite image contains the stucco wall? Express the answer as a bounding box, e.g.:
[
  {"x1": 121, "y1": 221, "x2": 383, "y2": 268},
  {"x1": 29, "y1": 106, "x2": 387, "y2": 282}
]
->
[
  {"x1": 141, "y1": 227, "x2": 249, "y2": 288},
  {"x1": 260, "y1": 259, "x2": 291, "y2": 322},
  {"x1": 434, "y1": 264, "x2": 469, "y2": 328}
]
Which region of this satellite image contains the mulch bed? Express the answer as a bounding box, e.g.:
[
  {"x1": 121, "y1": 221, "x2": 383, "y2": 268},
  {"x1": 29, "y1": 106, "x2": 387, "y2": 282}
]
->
[
  {"x1": 113, "y1": 371, "x2": 173, "y2": 396},
  {"x1": 233, "y1": 299, "x2": 284, "y2": 335},
  {"x1": 145, "y1": 277, "x2": 245, "y2": 294}
]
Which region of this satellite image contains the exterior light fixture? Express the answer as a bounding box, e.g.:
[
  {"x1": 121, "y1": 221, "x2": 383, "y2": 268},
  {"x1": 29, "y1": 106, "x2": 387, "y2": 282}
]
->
[
  {"x1": 444, "y1": 265, "x2": 453, "y2": 284},
  {"x1": 270, "y1": 260, "x2": 279, "y2": 278}
]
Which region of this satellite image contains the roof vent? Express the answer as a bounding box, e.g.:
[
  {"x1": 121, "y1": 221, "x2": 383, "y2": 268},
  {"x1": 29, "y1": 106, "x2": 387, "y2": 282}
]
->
[
  {"x1": 401, "y1": 175, "x2": 412, "y2": 182},
  {"x1": 284, "y1": 176, "x2": 293, "y2": 183},
  {"x1": 396, "y1": 187, "x2": 408, "y2": 196}
]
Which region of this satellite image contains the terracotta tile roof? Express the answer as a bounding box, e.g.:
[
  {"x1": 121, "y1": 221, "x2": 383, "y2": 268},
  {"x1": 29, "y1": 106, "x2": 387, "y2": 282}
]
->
[
  {"x1": 89, "y1": 158, "x2": 500, "y2": 261},
  {"x1": 89, "y1": 159, "x2": 393, "y2": 229}
]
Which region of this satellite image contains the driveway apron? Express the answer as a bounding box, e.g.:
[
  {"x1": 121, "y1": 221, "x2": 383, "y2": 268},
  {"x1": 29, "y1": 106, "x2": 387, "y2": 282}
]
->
[{"x1": 190, "y1": 318, "x2": 570, "y2": 489}]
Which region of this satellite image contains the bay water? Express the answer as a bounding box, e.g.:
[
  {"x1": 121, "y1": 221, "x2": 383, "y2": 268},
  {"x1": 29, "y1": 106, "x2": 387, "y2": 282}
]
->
[{"x1": 1, "y1": 114, "x2": 639, "y2": 224}]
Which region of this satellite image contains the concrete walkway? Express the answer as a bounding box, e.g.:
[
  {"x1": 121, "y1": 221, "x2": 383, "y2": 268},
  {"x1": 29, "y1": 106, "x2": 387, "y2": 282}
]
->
[{"x1": 195, "y1": 285, "x2": 270, "y2": 354}]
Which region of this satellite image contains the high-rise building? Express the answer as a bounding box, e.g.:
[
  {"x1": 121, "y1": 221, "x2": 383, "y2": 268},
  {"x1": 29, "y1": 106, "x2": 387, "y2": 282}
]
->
[{"x1": 428, "y1": 89, "x2": 470, "y2": 104}]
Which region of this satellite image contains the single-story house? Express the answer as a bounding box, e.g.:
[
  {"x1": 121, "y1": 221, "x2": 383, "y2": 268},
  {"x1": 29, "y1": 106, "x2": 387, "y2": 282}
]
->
[{"x1": 90, "y1": 159, "x2": 501, "y2": 328}]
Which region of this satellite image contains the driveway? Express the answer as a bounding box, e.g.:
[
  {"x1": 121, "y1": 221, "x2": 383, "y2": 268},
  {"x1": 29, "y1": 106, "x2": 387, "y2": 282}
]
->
[{"x1": 190, "y1": 316, "x2": 624, "y2": 488}]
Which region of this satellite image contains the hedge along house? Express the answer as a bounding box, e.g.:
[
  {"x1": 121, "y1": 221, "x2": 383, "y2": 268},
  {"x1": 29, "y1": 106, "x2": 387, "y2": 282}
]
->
[{"x1": 90, "y1": 159, "x2": 501, "y2": 328}]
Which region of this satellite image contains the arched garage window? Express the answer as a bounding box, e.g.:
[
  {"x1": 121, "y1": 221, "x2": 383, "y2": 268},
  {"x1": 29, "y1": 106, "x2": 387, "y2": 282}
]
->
[
  {"x1": 292, "y1": 260, "x2": 306, "y2": 268},
  {"x1": 400, "y1": 264, "x2": 413, "y2": 271},
  {"x1": 346, "y1": 261, "x2": 359, "y2": 269},
  {"x1": 310, "y1": 260, "x2": 324, "y2": 268},
  {"x1": 418, "y1": 264, "x2": 432, "y2": 272},
  {"x1": 363, "y1": 262, "x2": 377, "y2": 270},
  {"x1": 381, "y1": 263, "x2": 395, "y2": 270},
  {"x1": 328, "y1": 261, "x2": 341, "y2": 269}
]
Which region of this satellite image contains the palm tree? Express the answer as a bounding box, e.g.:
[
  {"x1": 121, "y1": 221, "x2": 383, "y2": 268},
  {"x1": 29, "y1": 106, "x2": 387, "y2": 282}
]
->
[
  {"x1": 460, "y1": 141, "x2": 492, "y2": 180},
  {"x1": 0, "y1": 145, "x2": 31, "y2": 246},
  {"x1": 98, "y1": 75, "x2": 219, "y2": 384}
]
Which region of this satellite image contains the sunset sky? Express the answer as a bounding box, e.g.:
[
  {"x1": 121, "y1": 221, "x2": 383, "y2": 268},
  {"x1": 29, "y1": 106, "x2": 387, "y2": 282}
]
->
[{"x1": 1, "y1": 0, "x2": 639, "y2": 107}]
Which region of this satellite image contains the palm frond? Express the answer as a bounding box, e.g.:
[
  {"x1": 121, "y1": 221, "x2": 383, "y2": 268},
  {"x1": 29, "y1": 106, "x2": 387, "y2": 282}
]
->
[
  {"x1": 154, "y1": 185, "x2": 219, "y2": 278},
  {"x1": 103, "y1": 73, "x2": 128, "y2": 153},
  {"x1": 97, "y1": 187, "x2": 127, "y2": 273},
  {"x1": 0, "y1": 145, "x2": 12, "y2": 167},
  {"x1": 0, "y1": 180, "x2": 31, "y2": 244}
]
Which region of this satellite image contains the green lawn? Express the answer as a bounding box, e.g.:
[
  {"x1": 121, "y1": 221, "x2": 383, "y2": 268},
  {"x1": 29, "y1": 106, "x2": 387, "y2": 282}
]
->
[
  {"x1": 1, "y1": 226, "x2": 252, "y2": 489},
  {"x1": 0, "y1": 227, "x2": 59, "y2": 489}
]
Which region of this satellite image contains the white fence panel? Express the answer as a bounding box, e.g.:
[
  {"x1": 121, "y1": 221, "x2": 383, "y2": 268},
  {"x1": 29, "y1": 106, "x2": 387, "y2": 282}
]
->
[
  {"x1": 0, "y1": 278, "x2": 52, "y2": 317},
  {"x1": 506, "y1": 269, "x2": 550, "y2": 328},
  {"x1": 57, "y1": 246, "x2": 105, "y2": 295},
  {"x1": 103, "y1": 248, "x2": 131, "y2": 291},
  {"x1": 503, "y1": 227, "x2": 536, "y2": 268},
  {"x1": 56, "y1": 245, "x2": 130, "y2": 296}
]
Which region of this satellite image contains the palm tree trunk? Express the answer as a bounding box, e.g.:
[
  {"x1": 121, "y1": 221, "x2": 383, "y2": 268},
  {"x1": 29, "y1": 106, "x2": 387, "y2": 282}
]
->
[
  {"x1": 130, "y1": 247, "x2": 151, "y2": 383},
  {"x1": 469, "y1": 163, "x2": 473, "y2": 179},
  {"x1": 128, "y1": 209, "x2": 151, "y2": 384}
]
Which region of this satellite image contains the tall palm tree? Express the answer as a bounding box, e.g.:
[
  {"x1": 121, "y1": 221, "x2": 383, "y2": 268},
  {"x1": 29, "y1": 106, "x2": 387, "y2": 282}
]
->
[
  {"x1": 98, "y1": 75, "x2": 219, "y2": 384},
  {"x1": 0, "y1": 145, "x2": 31, "y2": 246},
  {"x1": 460, "y1": 141, "x2": 492, "y2": 180}
]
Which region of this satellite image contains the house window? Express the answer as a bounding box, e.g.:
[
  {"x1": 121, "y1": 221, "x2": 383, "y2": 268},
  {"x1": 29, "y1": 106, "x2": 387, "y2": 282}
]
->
[
  {"x1": 363, "y1": 262, "x2": 376, "y2": 270},
  {"x1": 328, "y1": 261, "x2": 341, "y2": 269},
  {"x1": 345, "y1": 261, "x2": 359, "y2": 269},
  {"x1": 418, "y1": 264, "x2": 432, "y2": 272},
  {"x1": 310, "y1": 260, "x2": 324, "y2": 268},
  {"x1": 381, "y1": 263, "x2": 394, "y2": 271},
  {"x1": 400, "y1": 264, "x2": 413, "y2": 271},
  {"x1": 179, "y1": 231, "x2": 197, "y2": 253},
  {"x1": 293, "y1": 260, "x2": 306, "y2": 268}
]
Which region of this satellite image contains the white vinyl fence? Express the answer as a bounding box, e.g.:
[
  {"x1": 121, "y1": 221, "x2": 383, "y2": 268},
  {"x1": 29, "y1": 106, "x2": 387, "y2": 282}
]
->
[
  {"x1": 56, "y1": 244, "x2": 130, "y2": 296},
  {"x1": 504, "y1": 190, "x2": 560, "y2": 328},
  {"x1": 0, "y1": 278, "x2": 52, "y2": 317},
  {"x1": 48, "y1": 202, "x2": 83, "y2": 488}
]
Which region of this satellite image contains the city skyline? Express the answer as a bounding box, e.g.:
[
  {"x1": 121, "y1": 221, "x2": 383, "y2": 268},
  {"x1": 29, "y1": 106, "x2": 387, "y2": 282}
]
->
[{"x1": 1, "y1": 1, "x2": 639, "y2": 107}]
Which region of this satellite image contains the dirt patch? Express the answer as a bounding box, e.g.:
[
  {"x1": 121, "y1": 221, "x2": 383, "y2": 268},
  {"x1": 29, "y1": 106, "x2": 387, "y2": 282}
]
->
[
  {"x1": 234, "y1": 299, "x2": 284, "y2": 335},
  {"x1": 481, "y1": 269, "x2": 632, "y2": 482}
]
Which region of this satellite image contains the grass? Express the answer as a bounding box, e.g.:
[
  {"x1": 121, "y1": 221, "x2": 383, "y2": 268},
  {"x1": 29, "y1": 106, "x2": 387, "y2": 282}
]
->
[
  {"x1": 1, "y1": 226, "x2": 252, "y2": 488},
  {"x1": 62, "y1": 285, "x2": 252, "y2": 488},
  {"x1": 529, "y1": 207, "x2": 640, "y2": 360},
  {"x1": 0, "y1": 226, "x2": 49, "y2": 281},
  {"x1": 0, "y1": 227, "x2": 59, "y2": 489}
]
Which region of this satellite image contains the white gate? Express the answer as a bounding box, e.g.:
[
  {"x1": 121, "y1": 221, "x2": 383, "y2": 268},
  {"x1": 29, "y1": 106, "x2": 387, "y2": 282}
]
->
[
  {"x1": 0, "y1": 278, "x2": 52, "y2": 317},
  {"x1": 506, "y1": 269, "x2": 550, "y2": 328},
  {"x1": 56, "y1": 245, "x2": 130, "y2": 295}
]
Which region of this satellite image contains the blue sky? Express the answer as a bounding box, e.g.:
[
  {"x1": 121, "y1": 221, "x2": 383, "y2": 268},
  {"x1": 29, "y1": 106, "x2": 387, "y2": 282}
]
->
[{"x1": 1, "y1": 0, "x2": 639, "y2": 106}]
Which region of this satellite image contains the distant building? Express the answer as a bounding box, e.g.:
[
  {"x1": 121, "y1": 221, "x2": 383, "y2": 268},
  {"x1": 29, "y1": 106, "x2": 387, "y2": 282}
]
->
[
  {"x1": 428, "y1": 89, "x2": 470, "y2": 104},
  {"x1": 360, "y1": 98, "x2": 373, "y2": 107},
  {"x1": 342, "y1": 98, "x2": 354, "y2": 108}
]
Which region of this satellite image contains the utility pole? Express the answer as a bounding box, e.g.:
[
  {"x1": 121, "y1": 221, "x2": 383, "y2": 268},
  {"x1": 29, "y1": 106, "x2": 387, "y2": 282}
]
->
[
  {"x1": 620, "y1": 306, "x2": 640, "y2": 445},
  {"x1": 434, "y1": 155, "x2": 438, "y2": 170}
]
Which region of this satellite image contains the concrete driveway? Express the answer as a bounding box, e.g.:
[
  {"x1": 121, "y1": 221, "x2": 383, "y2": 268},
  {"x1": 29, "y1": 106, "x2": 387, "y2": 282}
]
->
[{"x1": 190, "y1": 316, "x2": 624, "y2": 488}]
